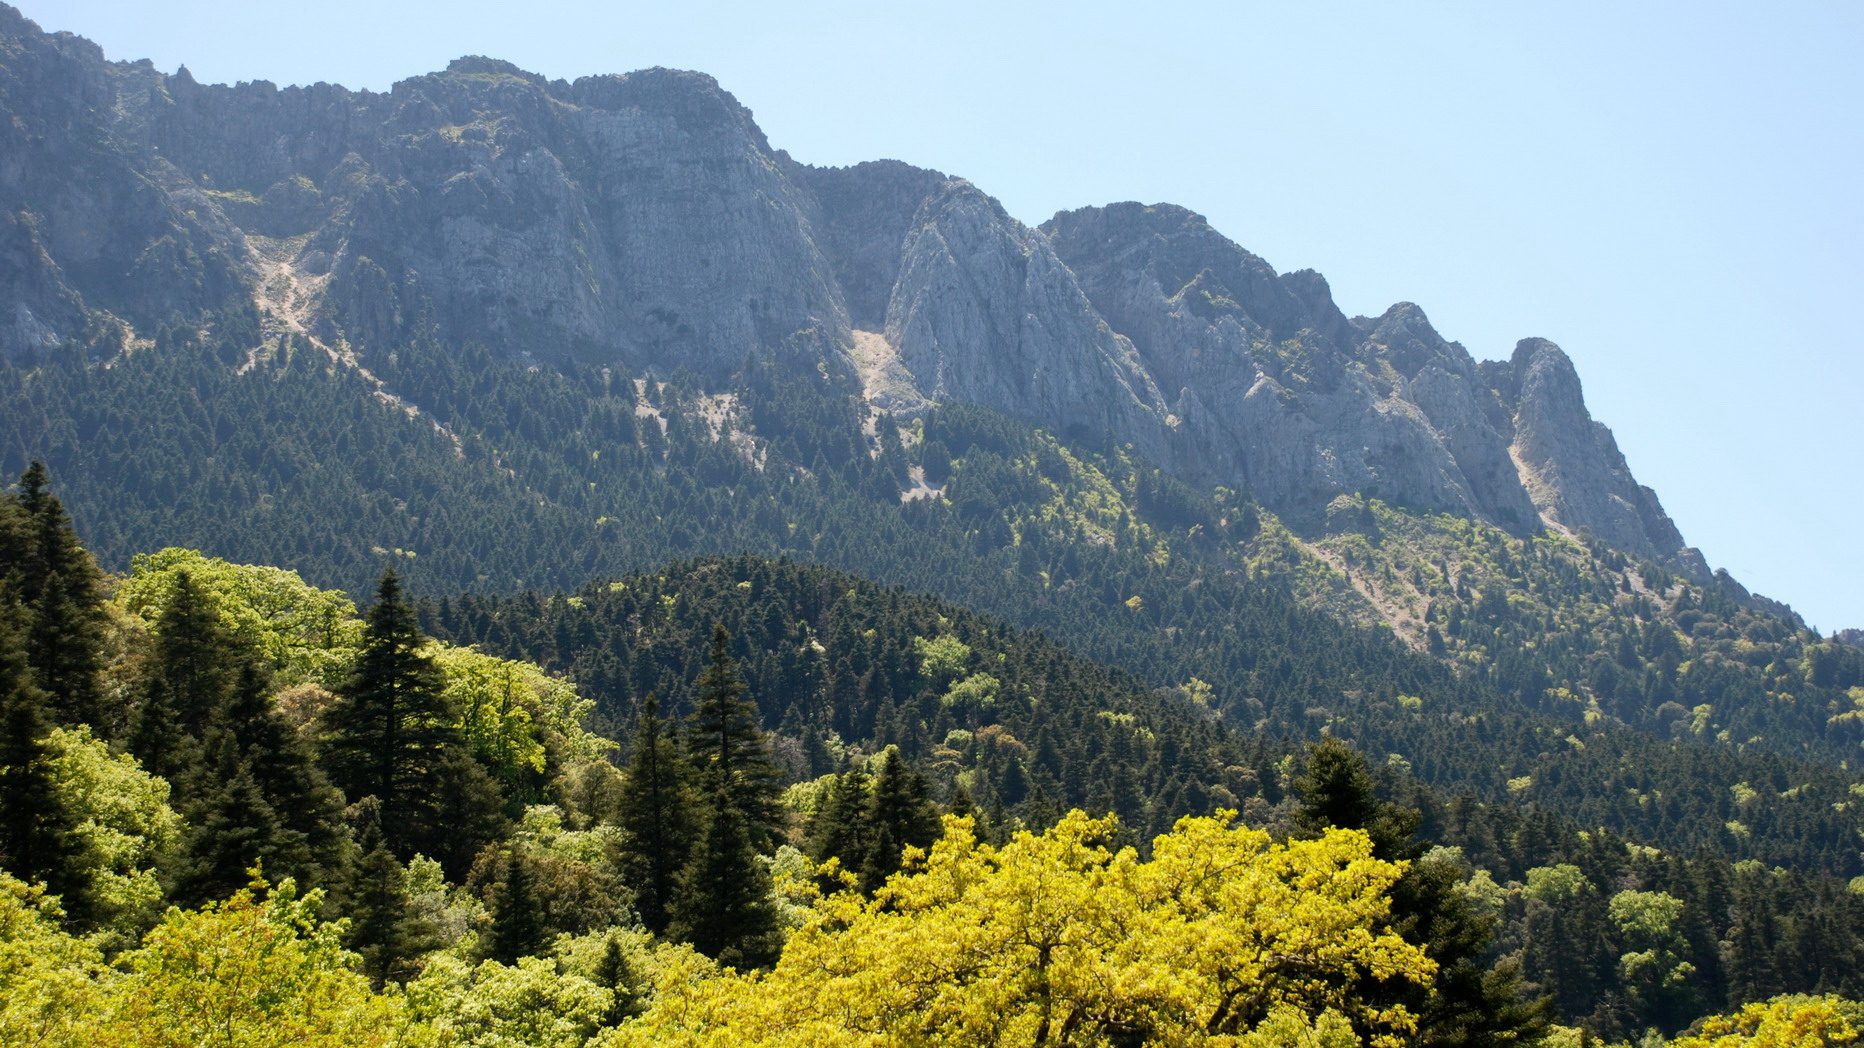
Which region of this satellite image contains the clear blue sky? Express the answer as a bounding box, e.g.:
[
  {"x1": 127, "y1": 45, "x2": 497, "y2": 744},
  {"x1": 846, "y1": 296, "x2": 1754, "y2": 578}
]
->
[{"x1": 19, "y1": 1, "x2": 1864, "y2": 630}]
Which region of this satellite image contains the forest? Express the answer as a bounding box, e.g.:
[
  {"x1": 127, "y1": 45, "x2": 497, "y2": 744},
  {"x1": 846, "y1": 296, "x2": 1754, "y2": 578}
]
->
[
  {"x1": 2, "y1": 463, "x2": 1862, "y2": 1047},
  {"x1": 8, "y1": 321, "x2": 1863, "y2": 880}
]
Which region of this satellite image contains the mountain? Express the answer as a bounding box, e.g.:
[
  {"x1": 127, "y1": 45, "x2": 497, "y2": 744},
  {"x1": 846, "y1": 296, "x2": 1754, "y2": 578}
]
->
[
  {"x1": 0, "y1": 4, "x2": 1708, "y2": 574},
  {"x1": 7, "y1": 1, "x2": 1861, "y2": 823},
  {"x1": 6, "y1": 10, "x2": 1864, "y2": 1040}
]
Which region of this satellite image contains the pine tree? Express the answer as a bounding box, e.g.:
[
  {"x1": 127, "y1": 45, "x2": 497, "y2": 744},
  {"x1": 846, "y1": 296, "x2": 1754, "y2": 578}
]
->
[
  {"x1": 320, "y1": 568, "x2": 462, "y2": 859},
  {"x1": 223, "y1": 663, "x2": 349, "y2": 884},
  {"x1": 484, "y1": 848, "x2": 546, "y2": 964},
  {"x1": 0, "y1": 590, "x2": 79, "y2": 909},
  {"x1": 593, "y1": 932, "x2": 647, "y2": 1024},
  {"x1": 687, "y1": 624, "x2": 782, "y2": 850},
  {"x1": 129, "y1": 570, "x2": 234, "y2": 783},
  {"x1": 807, "y1": 763, "x2": 873, "y2": 874},
  {"x1": 339, "y1": 798, "x2": 434, "y2": 986},
  {"x1": 669, "y1": 785, "x2": 781, "y2": 970},
  {"x1": 615, "y1": 695, "x2": 696, "y2": 935},
  {"x1": 1295, "y1": 738, "x2": 1551, "y2": 1047},
  {"x1": 13, "y1": 464, "x2": 108, "y2": 729},
  {"x1": 174, "y1": 732, "x2": 298, "y2": 906},
  {"x1": 427, "y1": 747, "x2": 509, "y2": 876},
  {"x1": 147, "y1": 570, "x2": 239, "y2": 737},
  {"x1": 860, "y1": 749, "x2": 941, "y2": 893},
  {"x1": 1293, "y1": 736, "x2": 1420, "y2": 857}
]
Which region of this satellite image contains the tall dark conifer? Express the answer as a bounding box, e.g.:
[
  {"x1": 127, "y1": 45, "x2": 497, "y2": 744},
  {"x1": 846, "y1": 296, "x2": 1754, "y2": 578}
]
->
[
  {"x1": 14, "y1": 464, "x2": 108, "y2": 729},
  {"x1": 224, "y1": 663, "x2": 350, "y2": 882},
  {"x1": 807, "y1": 764, "x2": 873, "y2": 873},
  {"x1": 669, "y1": 784, "x2": 781, "y2": 970},
  {"x1": 860, "y1": 749, "x2": 941, "y2": 893},
  {"x1": 147, "y1": 570, "x2": 238, "y2": 736},
  {"x1": 339, "y1": 798, "x2": 434, "y2": 986},
  {"x1": 0, "y1": 591, "x2": 78, "y2": 907},
  {"x1": 130, "y1": 570, "x2": 233, "y2": 783},
  {"x1": 484, "y1": 848, "x2": 546, "y2": 964},
  {"x1": 686, "y1": 624, "x2": 782, "y2": 850},
  {"x1": 173, "y1": 733, "x2": 296, "y2": 906},
  {"x1": 321, "y1": 568, "x2": 462, "y2": 859},
  {"x1": 1295, "y1": 738, "x2": 1551, "y2": 1048},
  {"x1": 615, "y1": 695, "x2": 695, "y2": 934}
]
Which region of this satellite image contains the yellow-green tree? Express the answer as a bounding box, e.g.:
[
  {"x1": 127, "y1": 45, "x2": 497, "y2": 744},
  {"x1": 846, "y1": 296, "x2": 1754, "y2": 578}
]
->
[
  {"x1": 603, "y1": 809, "x2": 1435, "y2": 1047},
  {"x1": 0, "y1": 874, "x2": 109, "y2": 1048},
  {"x1": 430, "y1": 643, "x2": 611, "y2": 779},
  {"x1": 92, "y1": 878, "x2": 443, "y2": 1048},
  {"x1": 42, "y1": 724, "x2": 181, "y2": 943},
  {"x1": 117, "y1": 548, "x2": 364, "y2": 690},
  {"x1": 1666, "y1": 994, "x2": 1861, "y2": 1047},
  {"x1": 1, "y1": 872, "x2": 445, "y2": 1048}
]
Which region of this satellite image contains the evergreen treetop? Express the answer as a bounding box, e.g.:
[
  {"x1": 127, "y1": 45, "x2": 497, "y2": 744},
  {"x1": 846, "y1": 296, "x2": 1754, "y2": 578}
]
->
[
  {"x1": 321, "y1": 568, "x2": 462, "y2": 859},
  {"x1": 686, "y1": 625, "x2": 782, "y2": 851}
]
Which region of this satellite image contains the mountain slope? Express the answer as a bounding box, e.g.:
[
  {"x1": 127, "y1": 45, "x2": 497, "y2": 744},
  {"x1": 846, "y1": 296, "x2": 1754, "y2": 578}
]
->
[
  {"x1": 6, "y1": 3, "x2": 1861, "y2": 872},
  {"x1": 0, "y1": 3, "x2": 1711, "y2": 571}
]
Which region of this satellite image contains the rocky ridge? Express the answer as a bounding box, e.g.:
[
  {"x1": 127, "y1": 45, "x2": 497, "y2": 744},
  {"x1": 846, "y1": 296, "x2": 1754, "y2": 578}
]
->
[{"x1": 0, "y1": 3, "x2": 1706, "y2": 572}]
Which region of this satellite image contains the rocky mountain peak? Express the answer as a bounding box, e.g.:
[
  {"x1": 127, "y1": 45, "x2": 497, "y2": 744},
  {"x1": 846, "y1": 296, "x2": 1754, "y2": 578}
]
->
[
  {"x1": 0, "y1": 3, "x2": 1715, "y2": 578},
  {"x1": 1502, "y1": 338, "x2": 1704, "y2": 573},
  {"x1": 442, "y1": 55, "x2": 537, "y2": 80}
]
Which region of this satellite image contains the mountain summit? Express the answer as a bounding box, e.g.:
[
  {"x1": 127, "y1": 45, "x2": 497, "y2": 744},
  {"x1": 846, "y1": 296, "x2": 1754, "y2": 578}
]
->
[{"x1": 0, "y1": 3, "x2": 1701, "y2": 571}]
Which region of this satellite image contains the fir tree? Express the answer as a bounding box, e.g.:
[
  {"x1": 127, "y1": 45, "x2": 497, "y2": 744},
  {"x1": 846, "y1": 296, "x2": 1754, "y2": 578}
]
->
[
  {"x1": 1295, "y1": 739, "x2": 1552, "y2": 1047},
  {"x1": 427, "y1": 747, "x2": 509, "y2": 876},
  {"x1": 320, "y1": 568, "x2": 462, "y2": 859},
  {"x1": 807, "y1": 763, "x2": 873, "y2": 875},
  {"x1": 147, "y1": 570, "x2": 239, "y2": 736},
  {"x1": 859, "y1": 749, "x2": 941, "y2": 893},
  {"x1": 687, "y1": 624, "x2": 782, "y2": 850},
  {"x1": 174, "y1": 732, "x2": 298, "y2": 906},
  {"x1": 0, "y1": 590, "x2": 79, "y2": 910},
  {"x1": 484, "y1": 848, "x2": 546, "y2": 964},
  {"x1": 13, "y1": 464, "x2": 108, "y2": 729},
  {"x1": 339, "y1": 798, "x2": 434, "y2": 986},
  {"x1": 223, "y1": 662, "x2": 350, "y2": 884},
  {"x1": 593, "y1": 932, "x2": 647, "y2": 1025},
  {"x1": 615, "y1": 695, "x2": 695, "y2": 935},
  {"x1": 669, "y1": 784, "x2": 781, "y2": 970},
  {"x1": 129, "y1": 570, "x2": 235, "y2": 783},
  {"x1": 1293, "y1": 736, "x2": 1420, "y2": 857}
]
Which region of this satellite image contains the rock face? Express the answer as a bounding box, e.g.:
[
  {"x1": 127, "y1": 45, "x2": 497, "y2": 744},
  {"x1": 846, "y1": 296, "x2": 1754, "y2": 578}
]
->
[
  {"x1": 0, "y1": 3, "x2": 1706, "y2": 572},
  {"x1": 1500, "y1": 339, "x2": 1704, "y2": 569},
  {"x1": 883, "y1": 183, "x2": 1170, "y2": 459}
]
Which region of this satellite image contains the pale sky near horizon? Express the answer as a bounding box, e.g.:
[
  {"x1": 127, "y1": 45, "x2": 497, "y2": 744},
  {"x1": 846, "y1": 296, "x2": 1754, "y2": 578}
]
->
[{"x1": 16, "y1": 1, "x2": 1863, "y2": 630}]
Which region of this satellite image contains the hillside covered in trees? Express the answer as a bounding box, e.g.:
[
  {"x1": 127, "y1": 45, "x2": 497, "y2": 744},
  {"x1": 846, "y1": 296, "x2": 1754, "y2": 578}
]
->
[{"x1": 2, "y1": 467, "x2": 1862, "y2": 1046}]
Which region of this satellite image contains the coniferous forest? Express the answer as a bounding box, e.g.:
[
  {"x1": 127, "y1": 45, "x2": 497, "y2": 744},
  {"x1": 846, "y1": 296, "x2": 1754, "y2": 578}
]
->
[{"x1": 2, "y1": 464, "x2": 1862, "y2": 1047}]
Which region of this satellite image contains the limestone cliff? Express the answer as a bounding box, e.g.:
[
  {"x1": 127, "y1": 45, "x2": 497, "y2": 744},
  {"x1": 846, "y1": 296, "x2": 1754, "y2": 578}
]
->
[{"x1": 0, "y1": 3, "x2": 1707, "y2": 572}]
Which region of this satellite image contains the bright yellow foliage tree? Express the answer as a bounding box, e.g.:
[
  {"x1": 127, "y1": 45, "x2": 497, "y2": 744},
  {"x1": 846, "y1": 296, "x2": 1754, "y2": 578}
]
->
[
  {"x1": 601, "y1": 810, "x2": 1434, "y2": 1047},
  {"x1": 91, "y1": 878, "x2": 444, "y2": 1048},
  {"x1": 1666, "y1": 994, "x2": 1861, "y2": 1048}
]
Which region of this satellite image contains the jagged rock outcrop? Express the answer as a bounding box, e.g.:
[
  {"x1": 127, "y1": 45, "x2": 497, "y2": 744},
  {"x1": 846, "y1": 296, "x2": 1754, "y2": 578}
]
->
[
  {"x1": 4, "y1": 21, "x2": 855, "y2": 381},
  {"x1": 1500, "y1": 338, "x2": 1705, "y2": 570},
  {"x1": 795, "y1": 160, "x2": 948, "y2": 332},
  {"x1": 0, "y1": 2, "x2": 1708, "y2": 573},
  {"x1": 1044, "y1": 204, "x2": 1543, "y2": 532},
  {"x1": 0, "y1": 9, "x2": 248, "y2": 347},
  {"x1": 884, "y1": 183, "x2": 1170, "y2": 458}
]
